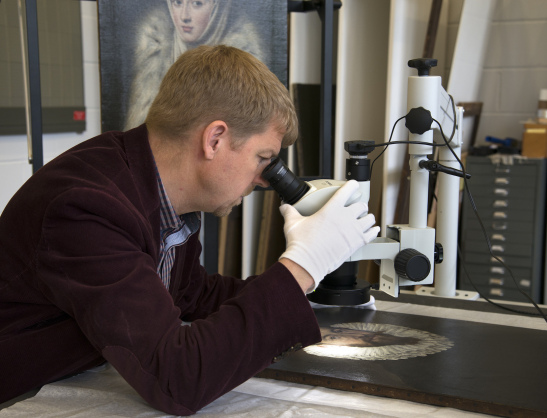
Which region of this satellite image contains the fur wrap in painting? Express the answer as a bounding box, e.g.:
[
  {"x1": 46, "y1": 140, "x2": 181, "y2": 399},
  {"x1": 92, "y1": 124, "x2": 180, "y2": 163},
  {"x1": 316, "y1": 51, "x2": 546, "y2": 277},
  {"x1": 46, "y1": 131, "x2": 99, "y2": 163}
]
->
[{"x1": 124, "y1": 1, "x2": 268, "y2": 130}]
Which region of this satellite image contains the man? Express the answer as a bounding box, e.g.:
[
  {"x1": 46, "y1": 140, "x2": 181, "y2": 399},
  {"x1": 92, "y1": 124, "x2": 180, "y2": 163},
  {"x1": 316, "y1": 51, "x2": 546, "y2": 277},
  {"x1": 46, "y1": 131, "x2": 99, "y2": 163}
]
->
[{"x1": 0, "y1": 45, "x2": 379, "y2": 415}]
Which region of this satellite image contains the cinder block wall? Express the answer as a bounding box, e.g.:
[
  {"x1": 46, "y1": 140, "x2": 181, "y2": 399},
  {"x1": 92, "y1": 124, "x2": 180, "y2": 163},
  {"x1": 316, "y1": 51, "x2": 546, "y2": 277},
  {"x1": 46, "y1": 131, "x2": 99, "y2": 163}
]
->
[{"x1": 463, "y1": 0, "x2": 547, "y2": 145}]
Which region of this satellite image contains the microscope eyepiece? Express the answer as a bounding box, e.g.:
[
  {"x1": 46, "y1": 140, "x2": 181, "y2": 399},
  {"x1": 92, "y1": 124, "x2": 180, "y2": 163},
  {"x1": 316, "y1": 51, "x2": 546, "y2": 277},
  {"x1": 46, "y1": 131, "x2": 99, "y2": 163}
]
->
[{"x1": 262, "y1": 157, "x2": 310, "y2": 205}]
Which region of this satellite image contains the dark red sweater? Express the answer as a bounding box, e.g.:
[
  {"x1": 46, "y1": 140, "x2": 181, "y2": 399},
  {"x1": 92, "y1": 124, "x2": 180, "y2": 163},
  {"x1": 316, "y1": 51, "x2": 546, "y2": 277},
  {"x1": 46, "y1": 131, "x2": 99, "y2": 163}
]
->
[{"x1": 0, "y1": 125, "x2": 320, "y2": 415}]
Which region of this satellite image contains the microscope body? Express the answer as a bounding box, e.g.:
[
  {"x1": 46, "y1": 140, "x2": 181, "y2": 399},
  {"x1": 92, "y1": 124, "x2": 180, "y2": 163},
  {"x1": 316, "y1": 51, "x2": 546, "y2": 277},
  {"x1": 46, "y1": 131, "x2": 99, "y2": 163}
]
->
[
  {"x1": 291, "y1": 179, "x2": 368, "y2": 216},
  {"x1": 263, "y1": 58, "x2": 463, "y2": 303},
  {"x1": 288, "y1": 175, "x2": 435, "y2": 300}
]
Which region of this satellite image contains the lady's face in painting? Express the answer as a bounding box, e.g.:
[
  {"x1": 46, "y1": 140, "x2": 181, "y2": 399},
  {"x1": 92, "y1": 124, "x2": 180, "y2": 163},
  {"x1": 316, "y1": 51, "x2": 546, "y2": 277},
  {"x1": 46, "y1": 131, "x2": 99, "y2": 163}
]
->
[
  {"x1": 170, "y1": 0, "x2": 215, "y2": 43},
  {"x1": 319, "y1": 326, "x2": 419, "y2": 347}
]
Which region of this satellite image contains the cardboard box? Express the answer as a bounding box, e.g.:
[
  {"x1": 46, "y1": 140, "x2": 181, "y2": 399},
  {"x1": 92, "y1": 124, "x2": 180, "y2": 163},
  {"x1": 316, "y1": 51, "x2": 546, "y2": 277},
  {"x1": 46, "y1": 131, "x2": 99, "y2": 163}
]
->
[{"x1": 522, "y1": 123, "x2": 547, "y2": 158}]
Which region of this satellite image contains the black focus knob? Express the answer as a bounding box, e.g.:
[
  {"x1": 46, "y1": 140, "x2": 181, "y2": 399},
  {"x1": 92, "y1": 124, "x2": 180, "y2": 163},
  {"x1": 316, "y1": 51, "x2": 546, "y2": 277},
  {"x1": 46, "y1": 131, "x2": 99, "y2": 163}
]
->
[
  {"x1": 344, "y1": 140, "x2": 375, "y2": 156},
  {"x1": 405, "y1": 107, "x2": 433, "y2": 135},
  {"x1": 394, "y1": 248, "x2": 431, "y2": 282},
  {"x1": 434, "y1": 243, "x2": 443, "y2": 264},
  {"x1": 408, "y1": 58, "x2": 438, "y2": 76}
]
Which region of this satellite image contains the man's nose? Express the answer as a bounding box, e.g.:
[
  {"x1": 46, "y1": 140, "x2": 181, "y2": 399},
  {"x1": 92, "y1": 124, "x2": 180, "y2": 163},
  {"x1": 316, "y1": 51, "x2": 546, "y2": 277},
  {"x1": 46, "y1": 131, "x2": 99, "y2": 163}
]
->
[{"x1": 254, "y1": 174, "x2": 269, "y2": 188}]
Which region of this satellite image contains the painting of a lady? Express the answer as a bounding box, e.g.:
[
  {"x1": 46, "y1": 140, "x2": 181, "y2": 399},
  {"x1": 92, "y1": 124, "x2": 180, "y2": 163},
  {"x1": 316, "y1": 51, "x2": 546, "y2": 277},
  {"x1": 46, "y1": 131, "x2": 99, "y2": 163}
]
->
[{"x1": 124, "y1": 0, "x2": 268, "y2": 130}]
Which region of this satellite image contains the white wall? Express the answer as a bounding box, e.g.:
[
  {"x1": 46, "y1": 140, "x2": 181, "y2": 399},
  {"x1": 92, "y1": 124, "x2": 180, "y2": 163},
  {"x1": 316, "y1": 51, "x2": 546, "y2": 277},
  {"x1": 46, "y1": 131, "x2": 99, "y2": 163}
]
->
[
  {"x1": 382, "y1": 0, "x2": 435, "y2": 228},
  {"x1": 334, "y1": 0, "x2": 390, "y2": 223},
  {"x1": 474, "y1": 0, "x2": 547, "y2": 144},
  {"x1": 0, "y1": 1, "x2": 101, "y2": 213},
  {"x1": 3, "y1": 0, "x2": 547, "y2": 237}
]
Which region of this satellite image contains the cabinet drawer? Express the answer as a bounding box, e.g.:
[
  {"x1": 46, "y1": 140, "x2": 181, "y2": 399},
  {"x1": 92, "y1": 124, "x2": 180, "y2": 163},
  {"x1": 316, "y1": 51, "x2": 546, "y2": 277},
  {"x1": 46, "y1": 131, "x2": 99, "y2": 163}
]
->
[
  {"x1": 463, "y1": 206, "x2": 535, "y2": 221},
  {"x1": 462, "y1": 230, "x2": 533, "y2": 244},
  {"x1": 466, "y1": 160, "x2": 539, "y2": 177},
  {"x1": 458, "y1": 281, "x2": 538, "y2": 303},
  {"x1": 462, "y1": 252, "x2": 533, "y2": 268},
  {"x1": 461, "y1": 239, "x2": 533, "y2": 257},
  {"x1": 472, "y1": 196, "x2": 535, "y2": 211},
  {"x1": 459, "y1": 274, "x2": 533, "y2": 291},
  {"x1": 463, "y1": 217, "x2": 535, "y2": 234},
  {"x1": 461, "y1": 262, "x2": 531, "y2": 281},
  {"x1": 465, "y1": 184, "x2": 537, "y2": 200}
]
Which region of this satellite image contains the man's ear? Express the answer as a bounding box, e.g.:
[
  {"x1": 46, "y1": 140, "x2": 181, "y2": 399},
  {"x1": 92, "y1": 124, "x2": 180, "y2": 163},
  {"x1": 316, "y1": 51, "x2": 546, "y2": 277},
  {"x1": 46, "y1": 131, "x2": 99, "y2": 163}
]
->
[{"x1": 202, "y1": 120, "x2": 229, "y2": 160}]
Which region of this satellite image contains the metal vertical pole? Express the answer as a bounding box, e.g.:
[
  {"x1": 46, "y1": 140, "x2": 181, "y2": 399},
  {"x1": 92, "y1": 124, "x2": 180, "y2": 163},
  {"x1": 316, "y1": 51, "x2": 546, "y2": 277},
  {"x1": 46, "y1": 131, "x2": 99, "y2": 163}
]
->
[
  {"x1": 25, "y1": 0, "x2": 43, "y2": 173},
  {"x1": 318, "y1": 0, "x2": 333, "y2": 179},
  {"x1": 203, "y1": 213, "x2": 219, "y2": 275}
]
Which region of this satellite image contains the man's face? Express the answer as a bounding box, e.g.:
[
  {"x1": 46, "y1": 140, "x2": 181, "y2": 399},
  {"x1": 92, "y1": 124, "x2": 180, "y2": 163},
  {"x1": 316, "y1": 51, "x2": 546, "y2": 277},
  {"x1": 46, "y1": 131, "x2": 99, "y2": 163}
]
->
[
  {"x1": 205, "y1": 124, "x2": 283, "y2": 217},
  {"x1": 170, "y1": 0, "x2": 215, "y2": 43}
]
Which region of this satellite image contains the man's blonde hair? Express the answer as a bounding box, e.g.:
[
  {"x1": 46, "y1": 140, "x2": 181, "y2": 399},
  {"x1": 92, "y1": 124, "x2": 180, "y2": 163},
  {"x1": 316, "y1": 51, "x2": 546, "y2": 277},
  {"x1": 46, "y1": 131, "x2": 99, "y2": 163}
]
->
[{"x1": 146, "y1": 45, "x2": 298, "y2": 149}]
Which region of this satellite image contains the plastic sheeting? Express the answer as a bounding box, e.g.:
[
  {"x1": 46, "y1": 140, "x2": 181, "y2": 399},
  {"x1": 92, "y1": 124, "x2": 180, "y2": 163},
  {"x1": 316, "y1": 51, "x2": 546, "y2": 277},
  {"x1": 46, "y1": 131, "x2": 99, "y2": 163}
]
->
[{"x1": 0, "y1": 363, "x2": 491, "y2": 417}]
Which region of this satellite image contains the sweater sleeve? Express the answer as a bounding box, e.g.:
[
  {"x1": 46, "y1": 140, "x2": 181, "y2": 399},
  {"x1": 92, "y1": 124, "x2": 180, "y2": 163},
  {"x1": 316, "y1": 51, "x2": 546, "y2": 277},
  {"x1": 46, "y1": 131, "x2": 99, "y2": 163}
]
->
[
  {"x1": 168, "y1": 232, "x2": 254, "y2": 322},
  {"x1": 37, "y1": 188, "x2": 321, "y2": 416}
]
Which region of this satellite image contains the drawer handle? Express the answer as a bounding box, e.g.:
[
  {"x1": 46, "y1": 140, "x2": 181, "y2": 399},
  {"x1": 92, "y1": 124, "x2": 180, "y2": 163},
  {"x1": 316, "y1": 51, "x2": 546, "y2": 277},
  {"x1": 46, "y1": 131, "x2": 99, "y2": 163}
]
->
[
  {"x1": 491, "y1": 245, "x2": 505, "y2": 252},
  {"x1": 519, "y1": 279, "x2": 531, "y2": 288},
  {"x1": 493, "y1": 211, "x2": 507, "y2": 219},
  {"x1": 494, "y1": 188, "x2": 509, "y2": 196},
  {"x1": 492, "y1": 222, "x2": 507, "y2": 230},
  {"x1": 490, "y1": 266, "x2": 505, "y2": 274},
  {"x1": 491, "y1": 256, "x2": 504, "y2": 263},
  {"x1": 491, "y1": 234, "x2": 506, "y2": 242},
  {"x1": 493, "y1": 200, "x2": 508, "y2": 208},
  {"x1": 495, "y1": 178, "x2": 509, "y2": 185},
  {"x1": 489, "y1": 278, "x2": 504, "y2": 286},
  {"x1": 495, "y1": 166, "x2": 511, "y2": 174},
  {"x1": 490, "y1": 288, "x2": 504, "y2": 297}
]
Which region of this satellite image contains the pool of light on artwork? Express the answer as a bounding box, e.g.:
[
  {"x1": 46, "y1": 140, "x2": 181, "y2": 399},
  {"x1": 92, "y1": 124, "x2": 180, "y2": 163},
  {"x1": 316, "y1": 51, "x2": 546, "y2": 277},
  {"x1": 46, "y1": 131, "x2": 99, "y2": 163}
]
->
[{"x1": 305, "y1": 322, "x2": 454, "y2": 361}]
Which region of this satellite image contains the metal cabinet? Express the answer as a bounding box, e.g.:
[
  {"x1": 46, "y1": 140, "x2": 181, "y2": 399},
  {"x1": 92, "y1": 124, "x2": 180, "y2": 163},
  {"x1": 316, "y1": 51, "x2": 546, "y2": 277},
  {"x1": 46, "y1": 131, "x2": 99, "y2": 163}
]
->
[{"x1": 458, "y1": 155, "x2": 546, "y2": 303}]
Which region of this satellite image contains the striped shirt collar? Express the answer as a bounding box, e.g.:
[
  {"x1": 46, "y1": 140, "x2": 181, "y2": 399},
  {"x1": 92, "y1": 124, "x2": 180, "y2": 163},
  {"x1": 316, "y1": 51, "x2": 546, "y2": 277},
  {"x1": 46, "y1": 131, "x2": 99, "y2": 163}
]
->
[
  {"x1": 153, "y1": 161, "x2": 200, "y2": 289},
  {"x1": 153, "y1": 161, "x2": 200, "y2": 238},
  {"x1": 157, "y1": 172, "x2": 183, "y2": 237}
]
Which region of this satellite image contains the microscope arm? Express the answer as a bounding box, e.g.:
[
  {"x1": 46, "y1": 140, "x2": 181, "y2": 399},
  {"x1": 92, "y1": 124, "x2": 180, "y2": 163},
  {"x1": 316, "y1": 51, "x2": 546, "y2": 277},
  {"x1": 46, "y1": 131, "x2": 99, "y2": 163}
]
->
[
  {"x1": 354, "y1": 58, "x2": 464, "y2": 298},
  {"x1": 263, "y1": 59, "x2": 465, "y2": 301},
  {"x1": 411, "y1": 66, "x2": 465, "y2": 298}
]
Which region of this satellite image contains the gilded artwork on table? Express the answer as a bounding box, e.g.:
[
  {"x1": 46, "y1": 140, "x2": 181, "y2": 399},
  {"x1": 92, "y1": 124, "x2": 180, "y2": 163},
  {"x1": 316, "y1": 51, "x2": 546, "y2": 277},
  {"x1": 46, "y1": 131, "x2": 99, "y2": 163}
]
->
[
  {"x1": 259, "y1": 307, "x2": 547, "y2": 417},
  {"x1": 308, "y1": 322, "x2": 453, "y2": 361}
]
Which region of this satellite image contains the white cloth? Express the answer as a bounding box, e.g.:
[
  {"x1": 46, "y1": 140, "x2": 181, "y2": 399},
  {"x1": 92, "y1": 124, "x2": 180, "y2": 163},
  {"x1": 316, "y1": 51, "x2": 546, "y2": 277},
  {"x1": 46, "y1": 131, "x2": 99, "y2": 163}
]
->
[{"x1": 0, "y1": 363, "x2": 491, "y2": 418}]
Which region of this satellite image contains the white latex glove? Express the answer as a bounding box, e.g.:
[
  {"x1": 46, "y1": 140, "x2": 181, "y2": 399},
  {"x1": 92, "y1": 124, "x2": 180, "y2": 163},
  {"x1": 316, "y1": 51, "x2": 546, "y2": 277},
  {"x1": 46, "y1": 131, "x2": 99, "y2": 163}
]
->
[{"x1": 279, "y1": 180, "x2": 380, "y2": 292}]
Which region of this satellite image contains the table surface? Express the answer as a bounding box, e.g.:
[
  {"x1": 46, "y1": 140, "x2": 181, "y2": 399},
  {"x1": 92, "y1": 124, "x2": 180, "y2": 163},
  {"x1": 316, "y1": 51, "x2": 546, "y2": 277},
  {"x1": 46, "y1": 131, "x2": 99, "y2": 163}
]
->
[{"x1": 1, "y1": 291, "x2": 545, "y2": 417}]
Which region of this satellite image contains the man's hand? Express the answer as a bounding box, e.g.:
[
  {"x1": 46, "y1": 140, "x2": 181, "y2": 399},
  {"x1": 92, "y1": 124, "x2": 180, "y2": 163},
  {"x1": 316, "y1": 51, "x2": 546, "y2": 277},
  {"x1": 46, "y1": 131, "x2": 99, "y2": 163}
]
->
[{"x1": 279, "y1": 180, "x2": 380, "y2": 293}]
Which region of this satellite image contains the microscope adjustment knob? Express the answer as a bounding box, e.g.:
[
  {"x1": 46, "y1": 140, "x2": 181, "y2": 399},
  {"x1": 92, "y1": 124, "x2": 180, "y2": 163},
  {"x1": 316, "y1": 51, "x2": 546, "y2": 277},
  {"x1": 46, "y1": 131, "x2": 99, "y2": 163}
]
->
[
  {"x1": 394, "y1": 248, "x2": 431, "y2": 282},
  {"x1": 434, "y1": 243, "x2": 444, "y2": 264},
  {"x1": 408, "y1": 58, "x2": 438, "y2": 76},
  {"x1": 405, "y1": 107, "x2": 433, "y2": 135},
  {"x1": 344, "y1": 140, "x2": 375, "y2": 156}
]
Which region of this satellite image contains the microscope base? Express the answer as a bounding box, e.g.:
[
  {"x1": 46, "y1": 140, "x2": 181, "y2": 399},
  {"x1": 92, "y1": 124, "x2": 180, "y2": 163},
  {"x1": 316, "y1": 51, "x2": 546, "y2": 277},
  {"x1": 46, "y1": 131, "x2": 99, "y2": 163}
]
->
[{"x1": 307, "y1": 279, "x2": 372, "y2": 306}]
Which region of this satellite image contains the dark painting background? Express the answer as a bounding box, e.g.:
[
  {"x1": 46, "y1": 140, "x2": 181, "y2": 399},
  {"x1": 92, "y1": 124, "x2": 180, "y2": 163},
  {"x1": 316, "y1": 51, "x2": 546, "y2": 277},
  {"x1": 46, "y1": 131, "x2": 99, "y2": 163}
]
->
[{"x1": 259, "y1": 307, "x2": 547, "y2": 416}]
